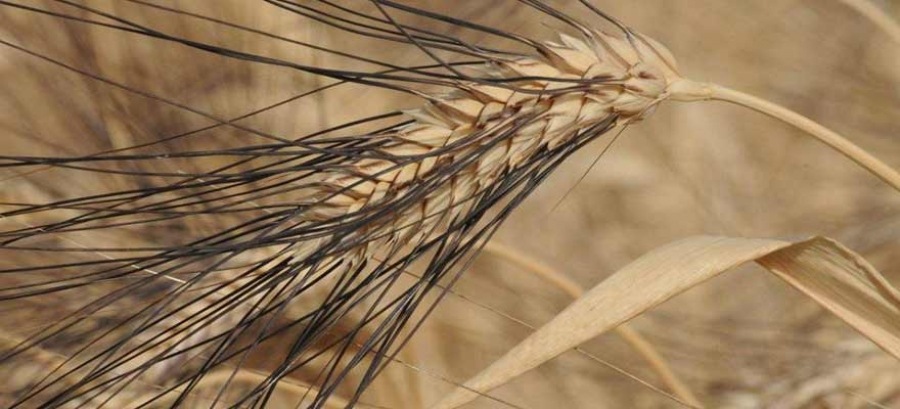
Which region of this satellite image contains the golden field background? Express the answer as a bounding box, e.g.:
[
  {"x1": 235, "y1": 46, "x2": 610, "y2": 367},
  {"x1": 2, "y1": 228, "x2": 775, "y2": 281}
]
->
[{"x1": 2, "y1": 1, "x2": 900, "y2": 408}]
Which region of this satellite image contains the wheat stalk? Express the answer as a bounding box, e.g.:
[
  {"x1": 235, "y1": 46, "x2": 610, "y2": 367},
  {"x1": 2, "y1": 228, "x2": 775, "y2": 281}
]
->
[
  {"x1": 838, "y1": 0, "x2": 900, "y2": 45},
  {"x1": 667, "y1": 81, "x2": 900, "y2": 192},
  {"x1": 2, "y1": 3, "x2": 677, "y2": 406},
  {"x1": 1, "y1": 1, "x2": 898, "y2": 408}
]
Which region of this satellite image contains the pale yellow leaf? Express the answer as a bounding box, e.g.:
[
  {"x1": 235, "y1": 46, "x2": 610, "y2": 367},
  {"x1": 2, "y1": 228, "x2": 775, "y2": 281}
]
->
[
  {"x1": 430, "y1": 236, "x2": 900, "y2": 409},
  {"x1": 758, "y1": 237, "x2": 900, "y2": 359}
]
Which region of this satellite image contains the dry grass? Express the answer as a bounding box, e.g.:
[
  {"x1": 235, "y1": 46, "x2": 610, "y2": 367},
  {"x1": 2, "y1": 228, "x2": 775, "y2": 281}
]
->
[
  {"x1": 1, "y1": 1, "x2": 900, "y2": 408},
  {"x1": 436, "y1": 236, "x2": 900, "y2": 408}
]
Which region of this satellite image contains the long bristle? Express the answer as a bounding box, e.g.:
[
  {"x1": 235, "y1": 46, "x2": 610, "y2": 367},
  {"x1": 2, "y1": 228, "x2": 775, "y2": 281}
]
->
[{"x1": 0, "y1": 1, "x2": 680, "y2": 407}]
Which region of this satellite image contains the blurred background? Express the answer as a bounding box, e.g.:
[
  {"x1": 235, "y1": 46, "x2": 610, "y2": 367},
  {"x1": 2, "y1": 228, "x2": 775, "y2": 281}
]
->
[{"x1": 1, "y1": 1, "x2": 899, "y2": 407}]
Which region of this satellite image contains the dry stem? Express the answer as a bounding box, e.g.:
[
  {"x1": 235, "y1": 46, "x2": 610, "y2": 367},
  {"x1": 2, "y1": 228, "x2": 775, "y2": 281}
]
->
[
  {"x1": 482, "y1": 242, "x2": 703, "y2": 408},
  {"x1": 667, "y1": 80, "x2": 900, "y2": 193},
  {"x1": 837, "y1": 0, "x2": 900, "y2": 45}
]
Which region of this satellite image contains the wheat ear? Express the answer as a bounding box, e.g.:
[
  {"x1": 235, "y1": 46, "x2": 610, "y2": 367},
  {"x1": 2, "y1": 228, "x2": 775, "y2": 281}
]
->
[
  {"x1": 303, "y1": 30, "x2": 675, "y2": 259},
  {"x1": 0, "y1": 5, "x2": 680, "y2": 406}
]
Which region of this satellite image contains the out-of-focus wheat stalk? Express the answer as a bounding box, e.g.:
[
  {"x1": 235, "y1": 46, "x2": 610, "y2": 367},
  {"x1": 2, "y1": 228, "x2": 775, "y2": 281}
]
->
[
  {"x1": 839, "y1": 0, "x2": 900, "y2": 45},
  {"x1": 483, "y1": 242, "x2": 702, "y2": 407}
]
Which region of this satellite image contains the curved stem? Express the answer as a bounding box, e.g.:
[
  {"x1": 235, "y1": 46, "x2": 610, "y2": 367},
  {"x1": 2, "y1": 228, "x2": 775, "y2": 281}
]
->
[
  {"x1": 483, "y1": 242, "x2": 703, "y2": 408},
  {"x1": 668, "y1": 80, "x2": 900, "y2": 193},
  {"x1": 837, "y1": 0, "x2": 900, "y2": 45}
]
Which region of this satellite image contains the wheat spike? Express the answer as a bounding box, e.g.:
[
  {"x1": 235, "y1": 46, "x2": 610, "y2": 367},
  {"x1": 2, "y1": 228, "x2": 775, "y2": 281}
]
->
[
  {"x1": 0, "y1": 14, "x2": 685, "y2": 405},
  {"x1": 0, "y1": 4, "x2": 685, "y2": 403},
  {"x1": 306, "y1": 29, "x2": 679, "y2": 261}
]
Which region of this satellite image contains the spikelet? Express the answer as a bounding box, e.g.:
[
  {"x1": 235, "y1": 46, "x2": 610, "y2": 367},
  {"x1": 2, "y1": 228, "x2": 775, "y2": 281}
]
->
[{"x1": 306, "y1": 29, "x2": 681, "y2": 263}]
